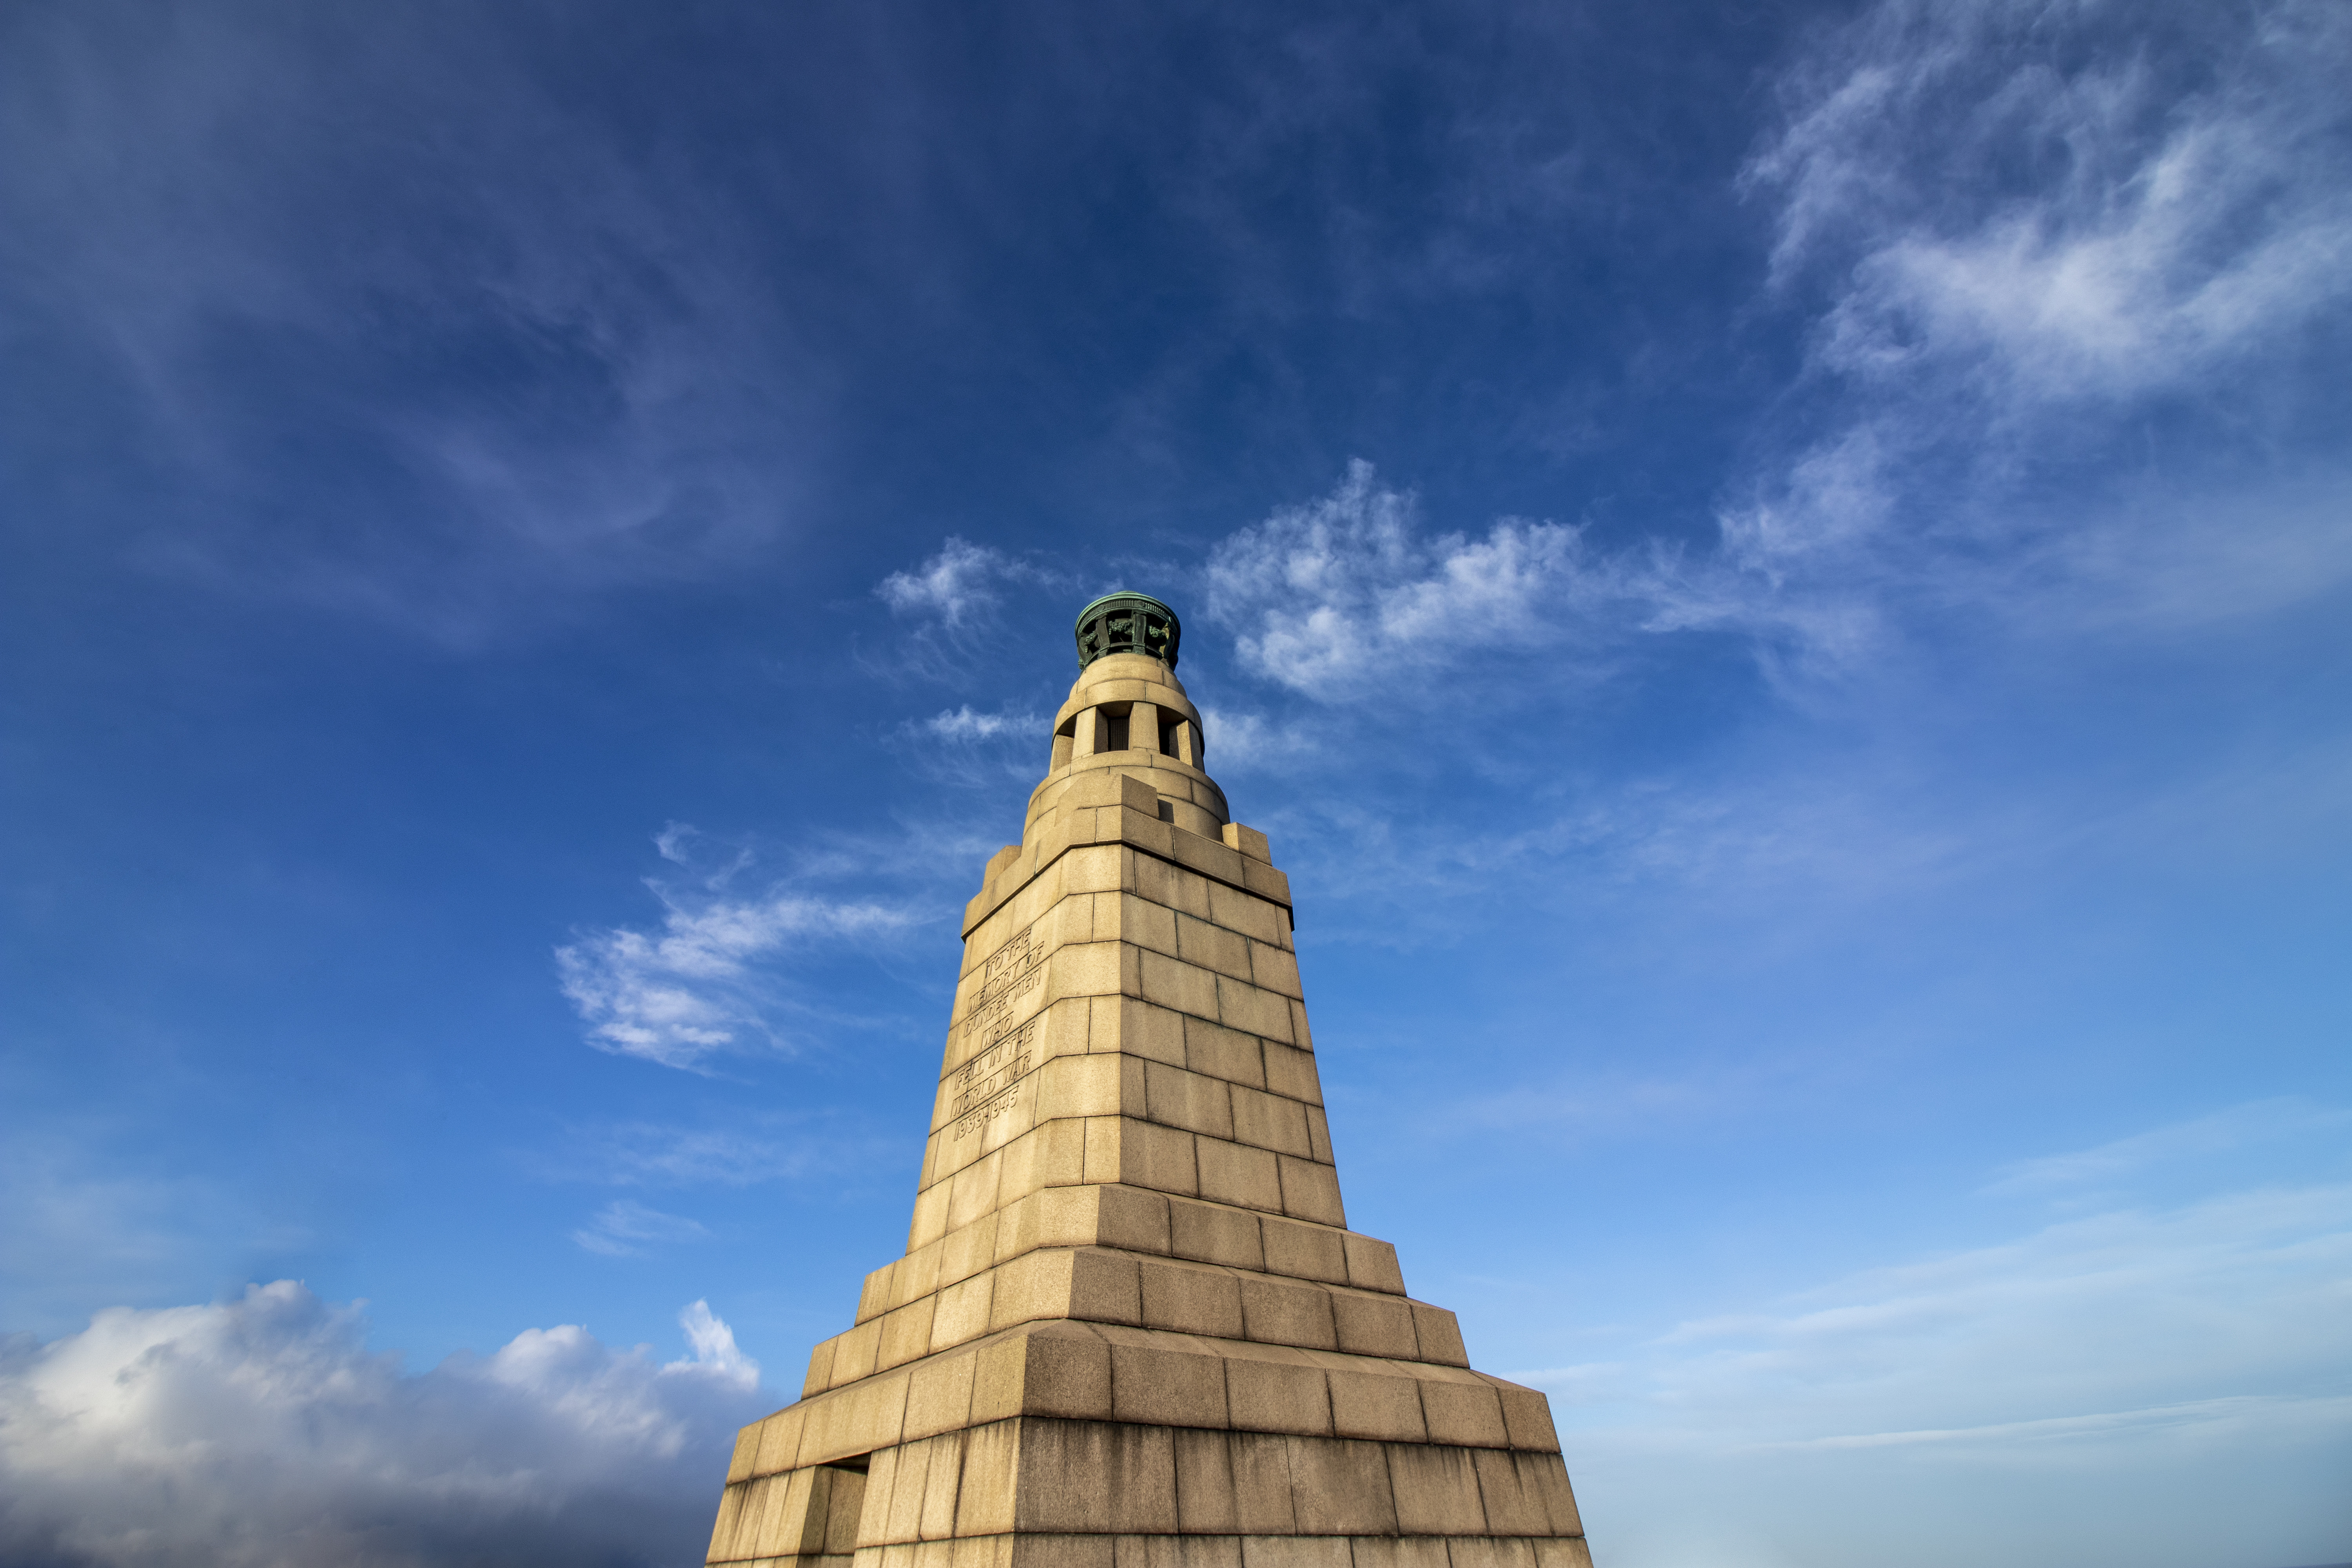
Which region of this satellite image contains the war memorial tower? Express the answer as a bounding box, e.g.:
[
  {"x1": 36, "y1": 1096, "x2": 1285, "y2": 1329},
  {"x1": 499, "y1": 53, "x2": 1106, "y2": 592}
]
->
[{"x1": 704, "y1": 593, "x2": 1592, "y2": 1568}]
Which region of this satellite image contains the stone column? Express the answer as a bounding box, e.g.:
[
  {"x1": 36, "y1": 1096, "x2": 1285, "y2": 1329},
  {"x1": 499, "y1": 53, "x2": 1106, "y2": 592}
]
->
[{"x1": 702, "y1": 603, "x2": 1593, "y2": 1568}]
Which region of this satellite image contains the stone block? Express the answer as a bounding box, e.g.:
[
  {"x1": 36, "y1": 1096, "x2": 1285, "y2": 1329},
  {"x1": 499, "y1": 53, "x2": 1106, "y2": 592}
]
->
[
  {"x1": 1261, "y1": 1044, "x2": 1322, "y2": 1106},
  {"x1": 1184, "y1": 1016, "x2": 1266, "y2": 1089},
  {"x1": 884, "y1": 1437, "x2": 934, "y2": 1544},
  {"x1": 1238, "y1": 1274, "x2": 1338, "y2": 1350},
  {"x1": 1146, "y1": 1060, "x2": 1236, "y2": 1139},
  {"x1": 754, "y1": 1405, "x2": 806, "y2": 1475},
  {"x1": 953, "y1": 1418, "x2": 1022, "y2": 1536},
  {"x1": 726, "y1": 1422, "x2": 762, "y2": 1485},
  {"x1": 918, "y1": 1434, "x2": 964, "y2": 1540},
  {"x1": 1109, "y1": 1334, "x2": 1230, "y2": 1428},
  {"x1": 1348, "y1": 1537, "x2": 1450, "y2": 1568},
  {"x1": 940, "y1": 1215, "x2": 1000, "y2": 1290},
  {"x1": 1172, "y1": 1425, "x2": 1242, "y2": 1532},
  {"x1": 1491, "y1": 1383, "x2": 1561, "y2": 1454},
  {"x1": 1220, "y1": 822, "x2": 1272, "y2": 863},
  {"x1": 1115, "y1": 806, "x2": 1176, "y2": 860},
  {"x1": 1012, "y1": 1537, "x2": 1115, "y2": 1568},
  {"x1": 1259, "y1": 1218, "x2": 1348, "y2": 1284},
  {"x1": 1102, "y1": 996, "x2": 1185, "y2": 1065},
  {"x1": 1139, "y1": 1256, "x2": 1245, "y2": 1338},
  {"x1": 706, "y1": 1478, "x2": 748, "y2": 1561},
  {"x1": 1342, "y1": 1235, "x2": 1406, "y2": 1296},
  {"x1": 909, "y1": 1182, "x2": 952, "y2": 1252},
  {"x1": 1240, "y1": 859, "x2": 1291, "y2": 906},
  {"x1": 931, "y1": 1270, "x2": 997, "y2": 1352},
  {"x1": 1276, "y1": 1158, "x2": 1345, "y2": 1228},
  {"x1": 1238, "y1": 1538, "x2": 1348, "y2": 1568},
  {"x1": 1168, "y1": 829, "x2": 1247, "y2": 889},
  {"x1": 1419, "y1": 1381, "x2": 1507, "y2": 1448},
  {"x1": 1175, "y1": 912, "x2": 1253, "y2": 980},
  {"x1": 1035, "y1": 1053, "x2": 1127, "y2": 1123},
  {"x1": 1116, "y1": 1535, "x2": 1243, "y2": 1568},
  {"x1": 1517, "y1": 1450, "x2": 1583, "y2": 1536},
  {"x1": 999, "y1": 1118, "x2": 1087, "y2": 1200},
  {"x1": 1444, "y1": 1539, "x2": 1536, "y2": 1568},
  {"x1": 904, "y1": 1347, "x2": 979, "y2": 1439},
  {"x1": 1051, "y1": 941, "x2": 1133, "y2": 1007},
  {"x1": 1016, "y1": 1420, "x2": 1178, "y2": 1534},
  {"x1": 859, "y1": 1264, "x2": 897, "y2": 1326},
  {"x1": 1205, "y1": 878, "x2": 1283, "y2": 944},
  {"x1": 1285, "y1": 1435, "x2": 1399, "y2": 1535},
  {"x1": 1169, "y1": 1196, "x2": 1265, "y2": 1269},
  {"x1": 1197, "y1": 1136, "x2": 1284, "y2": 1213},
  {"x1": 949, "y1": 1154, "x2": 1005, "y2": 1232},
  {"x1": 1224, "y1": 1351, "x2": 1330, "y2": 1434},
  {"x1": 1386, "y1": 1445, "x2": 1486, "y2": 1536},
  {"x1": 1214, "y1": 976, "x2": 1295, "y2": 1042},
  {"x1": 1230, "y1": 1087, "x2": 1312, "y2": 1158},
  {"x1": 1410, "y1": 1304, "x2": 1470, "y2": 1367},
  {"x1": 806, "y1": 1338, "x2": 837, "y2": 1398},
  {"x1": 1330, "y1": 1292, "x2": 1417, "y2": 1359},
  {"x1": 1061, "y1": 844, "x2": 1125, "y2": 897},
  {"x1": 1305, "y1": 1108, "x2": 1334, "y2": 1165},
  {"x1": 1140, "y1": 950, "x2": 1221, "y2": 1020},
  {"x1": 1470, "y1": 1447, "x2": 1549, "y2": 1535},
  {"x1": 1247, "y1": 943, "x2": 1303, "y2": 1000},
  {"x1": 1326, "y1": 1368, "x2": 1427, "y2": 1443},
  {"x1": 832, "y1": 1318, "x2": 884, "y2": 1387},
  {"x1": 1115, "y1": 893, "x2": 1179, "y2": 956},
  {"x1": 879, "y1": 1296, "x2": 940, "y2": 1371},
  {"x1": 1287, "y1": 1000, "x2": 1313, "y2": 1052},
  {"x1": 1531, "y1": 1541, "x2": 1595, "y2": 1568},
  {"x1": 1095, "y1": 1183, "x2": 1175, "y2": 1255},
  {"x1": 1229, "y1": 1429, "x2": 1301, "y2": 1532}
]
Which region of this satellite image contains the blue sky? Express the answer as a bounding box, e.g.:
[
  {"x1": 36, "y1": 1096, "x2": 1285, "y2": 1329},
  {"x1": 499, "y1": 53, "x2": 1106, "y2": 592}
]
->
[{"x1": 3, "y1": 0, "x2": 2348, "y2": 1564}]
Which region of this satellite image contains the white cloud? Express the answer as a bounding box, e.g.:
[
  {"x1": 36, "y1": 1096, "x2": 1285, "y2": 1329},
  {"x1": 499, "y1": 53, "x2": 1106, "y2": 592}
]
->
[
  {"x1": 1753, "y1": 0, "x2": 2352, "y2": 406},
  {"x1": 572, "y1": 1198, "x2": 713, "y2": 1257},
  {"x1": 0, "y1": 1283, "x2": 765, "y2": 1568},
  {"x1": 556, "y1": 829, "x2": 921, "y2": 1070},
  {"x1": 1205, "y1": 459, "x2": 1637, "y2": 697},
  {"x1": 1984, "y1": 1098, "x2": 2352, "y2": 1196},
  {"x1": 876, "y1": 537, "x2": 1021, "y2": 627},
  {"x1": 918, "y1": 704, "x2": 1040, "y2": 743},
  {"x1": 1516, "y1": 1117, "x2": 2352, "y2": 1568},
  {"x1": 1714, "y1": 0, "x2": 2352, "y2": 641}
]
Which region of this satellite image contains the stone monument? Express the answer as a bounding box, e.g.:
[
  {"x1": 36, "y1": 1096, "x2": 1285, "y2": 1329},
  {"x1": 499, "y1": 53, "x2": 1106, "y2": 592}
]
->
[{"x1": 704, "y1": 592, "x2": 1593, "y2": 1568}]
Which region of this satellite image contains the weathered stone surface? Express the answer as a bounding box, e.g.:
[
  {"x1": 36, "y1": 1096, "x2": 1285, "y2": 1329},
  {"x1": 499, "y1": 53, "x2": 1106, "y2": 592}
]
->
[{"x1": 704, "y1": 606, "x2": 1588, "y2": 1568}]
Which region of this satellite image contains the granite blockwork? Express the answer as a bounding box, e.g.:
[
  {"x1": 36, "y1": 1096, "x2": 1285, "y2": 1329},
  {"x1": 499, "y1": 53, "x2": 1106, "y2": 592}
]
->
[{"x1": 704, "y1": 599, "x2": 1594, "y2": 1568}]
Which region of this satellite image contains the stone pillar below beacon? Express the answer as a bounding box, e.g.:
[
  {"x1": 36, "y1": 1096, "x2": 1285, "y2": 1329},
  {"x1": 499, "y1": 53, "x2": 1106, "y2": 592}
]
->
[{"x1": 702, "y1": 591, "x2": 1595, "y2": 1568}]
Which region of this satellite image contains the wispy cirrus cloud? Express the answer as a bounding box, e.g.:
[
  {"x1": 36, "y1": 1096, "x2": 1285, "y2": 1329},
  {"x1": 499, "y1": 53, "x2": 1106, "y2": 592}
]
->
[
  {"x1": 1717, "y1": 0, "x2": 2352, "y2": 637},
  {"x1": 0, "y1": 1283, "x2": 761, "y2": 1568},
  {"x1": 572, "y1": 1198, "x2": 712, "y2": 1257},
  {"x1": 555, "y1": 825, "x2": 920, "y2": 1070},
  {"x1": 1518, "y1": 1104, "x2": 2352, "y2": 1566}
]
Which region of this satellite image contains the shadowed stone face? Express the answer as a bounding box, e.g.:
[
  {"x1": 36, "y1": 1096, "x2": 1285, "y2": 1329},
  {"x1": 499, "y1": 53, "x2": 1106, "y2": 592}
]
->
[{"x1": 703, "y1": 596, "x2": 1595, "y2": 1568}]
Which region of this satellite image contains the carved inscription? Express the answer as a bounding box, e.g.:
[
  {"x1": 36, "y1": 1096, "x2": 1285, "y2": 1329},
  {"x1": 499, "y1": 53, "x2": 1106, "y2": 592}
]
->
[
  {"x1": 949, "y1": 1017, "x2": 1039, "y2": 1140},
  {"x1": 962, "y1": 918, "x2": 1049, "y2": 1049}
]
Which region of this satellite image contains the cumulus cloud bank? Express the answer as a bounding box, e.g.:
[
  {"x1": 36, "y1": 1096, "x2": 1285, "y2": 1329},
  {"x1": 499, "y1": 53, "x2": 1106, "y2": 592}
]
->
[{"x1": 0, "y1": 1283, "x2": 766, "y2": 1568}]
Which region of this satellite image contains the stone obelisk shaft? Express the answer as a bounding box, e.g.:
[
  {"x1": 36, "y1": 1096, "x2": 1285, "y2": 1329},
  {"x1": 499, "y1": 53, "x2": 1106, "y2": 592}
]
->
[{"x1": 704, "y1": 632, "x2": 1592, "y2": 1568}]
